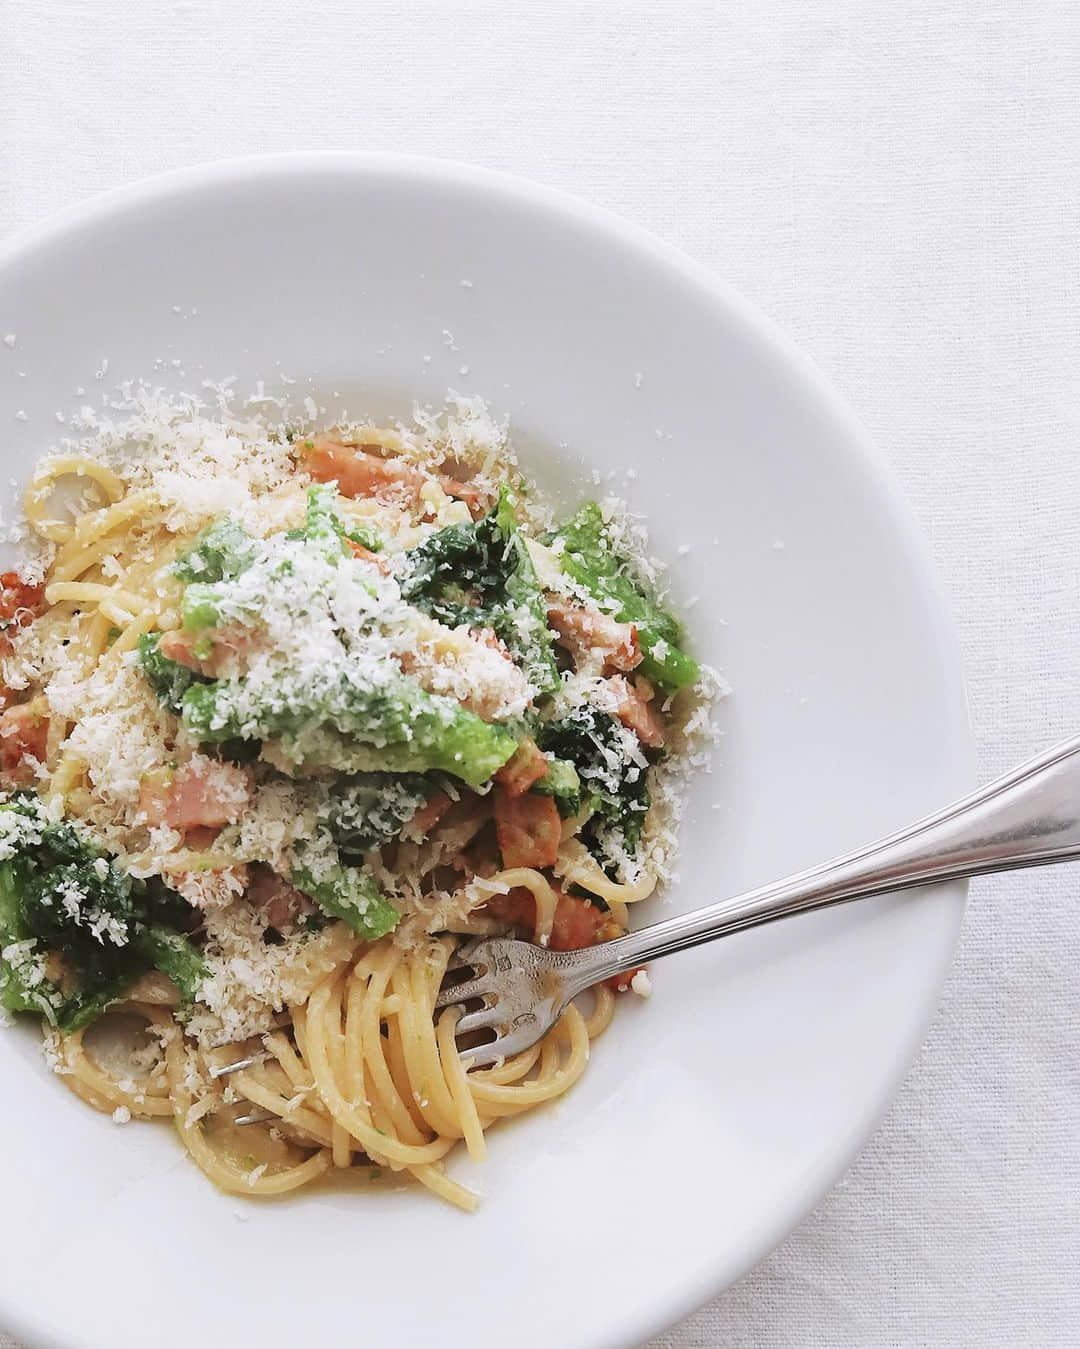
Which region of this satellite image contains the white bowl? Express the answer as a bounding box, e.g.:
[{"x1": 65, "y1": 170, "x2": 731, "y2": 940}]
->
[{"x1": 0, "y1": 155, "x2": 971, "y2": 1349}]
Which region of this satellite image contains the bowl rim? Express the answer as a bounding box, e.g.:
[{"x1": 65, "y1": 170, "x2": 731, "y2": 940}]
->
[{"x1": 0, "y1": 151, "x2": 974, "y2": 1349}]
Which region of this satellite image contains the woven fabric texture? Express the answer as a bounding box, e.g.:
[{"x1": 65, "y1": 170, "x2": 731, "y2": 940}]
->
[{"x1": 2, "y1": 3, "x2": 1078, "y2": 1344}]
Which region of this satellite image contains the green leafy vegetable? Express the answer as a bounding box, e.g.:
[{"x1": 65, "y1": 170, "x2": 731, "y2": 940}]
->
[
  {"x1": 290, "y1": 861, "x2": 399, "y2": 941},
  {"x1": 537, "y1": 705, "x2": 650, "y2": 860},
  {"x1": 174, "y1": 517, "x2": 257, "y2": 584},
  {"x1": 286, "y1": 484, "x2": 382, "y2": 558},
  {"x1": 323, "y1": 773, "x2": 433, "y2": 859},
  {"x1": 0, "y1": 796, "x2": 205, "y2": 1031},
  {"x1": 142, "y1": 488, "x2": 515, "y2": 790},
  {"x1": 181, "y1": 582, "x2": 223, "y2": 633},
  {"x1": 133, "y1": 924, "x2": 206, "y2": 1004},
  {"x1": 181, "y1": 672, "x2": 515, "y2": 790},
  {"x1": 547, "y1": 502, "x2": 699, "y2": 693},
  {"x1": 137, "y1": 631, "x2": 205, "y2": 713},
  {"x1": 532, "y1": 758, "x2": 582, "y2": 817},
  {"x1": 402, "y1": 485, "x2": 558, "y2": 694}
]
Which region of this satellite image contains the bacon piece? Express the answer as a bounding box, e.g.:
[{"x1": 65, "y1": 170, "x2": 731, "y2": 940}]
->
[
  {"x1": 139, "y1": 760, "x2": 250, "y2": 831},
  {"x1": 183, "y1": 826, "x2": 222, "y2": 851},
  {"x1": 494, "y1": 738, "x2": 549, "y2": 798},
  {"x1": 482, "y1": 886, "x2": 607, "y2": 951},
  {"x1": 247, "y1": 864, "x2": 315, "y2": 932},
  {"x1": 0, "y1": 572, "x2": 45, "y2": 658},
  {"x1": 481, "y1": 886, "x2": 536, "y2": 928},
  {"x1": 397, "y1": 624, "x2": 528, "y2": 725},
  {"x1": 549, "y1": 893, "x2": 609, "y2": 951},
  {"x1": 158, "y1": 627, "x2": 250, "y2": 679},
  {"x1": 545, "y1": 600, "x2": 640, "y2": 674},
  {"x1": 482, "y1": 883, "x2": 644, "y2": 989},
  {"x1": 438, "y1": 474, "x2": 485, "y2": 517},
  {"x1": 470, "y1": 626, "x2": 521, "y2": 682},
  {"x1": 455, "y1": 822, "x2": 500, "y2": 878},
  {"x1": 0, "y1": 572, "x2": 45, "y2": 626},
  {"x1": 608, "y1": 674, "x2": 665, "y2": 749},
  {"x1": 409, "y1": 790, "x2": 453, "y2": 837},
  {"x1": 493, "y1": 789, "x2": 561, "y2": 869},
  {"x1": 165, "y1": 759, "x2": 250, "y2": 830},
  {"x1": 158, "y1": 630, "x2": 205, "y2": 673},
  {"x1": 301, "y1": 433, "x2": 425, "y2": 506},
  {"x1": 0, "y1": 702, "x2": 47, "y2": 778},
  {"x1": 137, "y1": 768, "x2": 174, "y2": 826},
  {"x1": 346, "y1": 538, "x2": 392, "y2": 574}
]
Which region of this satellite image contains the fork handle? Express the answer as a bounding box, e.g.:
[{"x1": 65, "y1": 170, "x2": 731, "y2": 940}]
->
[{"x1": 563, "y1": 730, "x2": 1080, "y2": 993}]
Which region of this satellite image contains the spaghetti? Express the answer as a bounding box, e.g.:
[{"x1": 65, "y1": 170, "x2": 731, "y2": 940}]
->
[{"x1": 0, "y1": 393, "x2": 714, "y2": 1207}]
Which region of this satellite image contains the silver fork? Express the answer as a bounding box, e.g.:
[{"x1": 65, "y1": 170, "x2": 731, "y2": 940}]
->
[{"x1": 437, "y1": 730, "x2": 1080, "y2": 1068}]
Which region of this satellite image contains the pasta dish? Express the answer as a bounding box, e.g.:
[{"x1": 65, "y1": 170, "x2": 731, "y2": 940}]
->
[{"x1": 0, "y1": 390, "x2": 715, "y2": 1208}]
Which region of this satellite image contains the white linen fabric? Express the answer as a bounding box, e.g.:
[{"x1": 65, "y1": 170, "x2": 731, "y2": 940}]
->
[{"x1": 2, "y1": 2, "x2": 1079, "y2": 1344}]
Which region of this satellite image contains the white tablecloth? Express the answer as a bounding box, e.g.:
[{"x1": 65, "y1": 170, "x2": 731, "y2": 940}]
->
[{"x1": 3, "y1": 2, "x2": 1079, "y2": 1344}]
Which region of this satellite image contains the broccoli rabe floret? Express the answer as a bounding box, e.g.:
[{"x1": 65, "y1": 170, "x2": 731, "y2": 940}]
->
[
  {"x1": 532, "y1": 758, "x2": 582, "y2": 818},
  {"x1": 133, "y1": 924, "x2": 206, "y2": 1004},
  {"x1": 287, "y1": 484, "x2": 382, "y2": 558},
  {"x1": 182, "y1": 671, "x2": 516, "y2": 791},
  {"x1": 492, "y1": 487, "x2": 559, "y2": 693},
  {"x1": 0, "y1": 796, "x2": 205, "y2": 1031},
  {"x1": 174, "y1": 517, "x2": 257, "y2": 584},
  {"x1": 137, "y1": 631, "x2": 206, "y2": 713},
  {"x1": 244, "y1": 781, "x2": 407, "y2": 939},
  {"x1": 179, "y1": 495, "x2": 380, "y2": 644},
  {"x1": 290, "y1": 859, "x2": 399, "y2": 941},
  {"x1": 402, "y1": 485, "x2": 559, "y2": 694},
  {"x1": 547, "y1": 502, "x2": 699, "y2": 693},
  {"x1": 181, "y1": 582, "x2": 225, "y2": 633}
]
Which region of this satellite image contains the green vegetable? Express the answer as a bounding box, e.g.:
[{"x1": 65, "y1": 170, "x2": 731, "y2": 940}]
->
[
  {"x1": 547, "y1": 502, "x2": 699, "y2": 693},
  {"x1": 344, "y1": 523, "x2": 384, "y2": 553},
  {"x1": 493, "y1": 487, "x2": 559, "y2": 694},
  {"x1": 174, "y1": 517, "x2": 257, "y2": 584},
  {"x1": 137, "y1": 632, "x2": 205, "y2": 713},
  {"x1": 537, "y1": 705, "x2": 650, "y2": 860},
  {"x1": 323, "y1": 773, "x2": 433, "y2": 858},
  {"x1": 154, "y1": 485, "x2": 515, "y2": 790},
  {"x1": 180, "y1": 671, "x2": 516, "y2": 791},
  {"x1": 287, "y1": 484, "x2": 382, "y2": 559},
  {"x1": 290, "y1": 862, "x2": 399, "y2": 940},
  {"x1": 402, "y1": 485, "x2": 558, "y2": 694},
  {"x1": 181, "y1": 582, "x2": 223, "y2": 633},
  {"x1": 133, "y1": 924, "x2": 206, "y2": 1004},
  {"x1": 0, "y1": 796, "x2": 205, "y2": 1031},
  {"x1": 533, "y1": 758, "x2": 582, "y2": 817}
]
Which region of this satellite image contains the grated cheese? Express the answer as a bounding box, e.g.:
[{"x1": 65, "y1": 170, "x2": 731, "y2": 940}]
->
[{"x1": 0, "y1": 384, "x2": 724, "y2": 1053}]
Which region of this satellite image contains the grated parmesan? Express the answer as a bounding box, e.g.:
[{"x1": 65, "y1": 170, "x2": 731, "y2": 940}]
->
[{"x1": 0, "y1": 383, "x2": 724, "y2": 1052}]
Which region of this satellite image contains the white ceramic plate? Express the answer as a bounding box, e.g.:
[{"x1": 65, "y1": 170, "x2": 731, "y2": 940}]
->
[{"x1": 0, "y1": 155, "x2": 971, "y2": 1349}]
